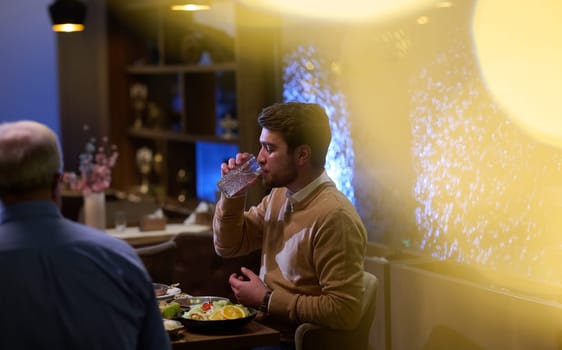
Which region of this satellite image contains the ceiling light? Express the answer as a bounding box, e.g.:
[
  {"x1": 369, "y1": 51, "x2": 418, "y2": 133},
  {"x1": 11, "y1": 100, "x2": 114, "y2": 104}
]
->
[
  {"x1": 48, "y1": 0, "x2": 87, "y2": 33},
  {"x1": 170, "y1": 2, "x2": 211, "y2": 11}
]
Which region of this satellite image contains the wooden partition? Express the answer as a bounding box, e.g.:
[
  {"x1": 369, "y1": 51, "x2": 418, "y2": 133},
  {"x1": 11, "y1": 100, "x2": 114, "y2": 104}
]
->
[
  {"x1": 389, "y1": 260, "x2": 562, "y2": 350},
  {"x1": 364, "y1": 243, "x2": 430, "y2": 350}
]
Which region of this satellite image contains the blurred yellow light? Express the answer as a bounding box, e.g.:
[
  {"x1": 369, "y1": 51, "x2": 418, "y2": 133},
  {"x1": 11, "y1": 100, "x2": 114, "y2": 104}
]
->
[
  {"x1": 239, "y1": 0, "x2": 435, "y2": 22},
  {"x1": 416, "y1": 16, "x2": 429, "y2": 24},
  {"x1": 435, "y1": 1, "x2": 453, "y2": 8},
  {"x1": 52, "y1": 23, "x2": 85, "y2": 32},
  {"x1": 170, "y1": 4, "x2": 211, "y2": 11},
  {"x1": 473, "y1": 0, "x2": 562, "y2": 148}
]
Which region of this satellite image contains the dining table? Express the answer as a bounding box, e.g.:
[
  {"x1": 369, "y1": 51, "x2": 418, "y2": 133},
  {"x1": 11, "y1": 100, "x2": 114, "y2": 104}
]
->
[
  {"x1": 106, "y1": 223, "x2": 211, "y2": 247},
  {"x1": 171, "y1": 320, "x2": 280, "y2": 350}
]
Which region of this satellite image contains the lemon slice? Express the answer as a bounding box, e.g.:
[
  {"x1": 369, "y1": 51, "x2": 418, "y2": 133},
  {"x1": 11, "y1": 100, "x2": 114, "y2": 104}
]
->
[
  {"x1": 209, "y1": 309, "x2": 224, "y2": 320},
  {"x1": 222, "y1": 305, "x2": 247, "y2": 320}
]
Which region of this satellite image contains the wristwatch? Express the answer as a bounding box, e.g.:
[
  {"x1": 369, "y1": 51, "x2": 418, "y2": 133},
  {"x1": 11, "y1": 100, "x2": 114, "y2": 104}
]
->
[{"x1": 259, "y1": 290, "x2": 272, "y2": 313}]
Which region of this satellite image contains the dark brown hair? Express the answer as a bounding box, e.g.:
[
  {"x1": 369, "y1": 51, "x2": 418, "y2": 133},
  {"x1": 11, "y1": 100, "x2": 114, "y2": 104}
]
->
[{"x1": 257, "y1": 102, "x2": 331, "y2": 168}]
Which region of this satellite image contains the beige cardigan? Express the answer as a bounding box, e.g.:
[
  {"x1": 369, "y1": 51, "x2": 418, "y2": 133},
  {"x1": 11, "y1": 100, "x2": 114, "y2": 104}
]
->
[{"x1": 213, "y1": 181, "x2": 367, "y2": 341}]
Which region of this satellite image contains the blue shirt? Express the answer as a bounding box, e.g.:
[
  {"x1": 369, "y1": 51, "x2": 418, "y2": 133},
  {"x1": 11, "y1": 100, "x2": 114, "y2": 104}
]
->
[{"x1": 0, "y1": 200, "x2": 171, "y2": 350}]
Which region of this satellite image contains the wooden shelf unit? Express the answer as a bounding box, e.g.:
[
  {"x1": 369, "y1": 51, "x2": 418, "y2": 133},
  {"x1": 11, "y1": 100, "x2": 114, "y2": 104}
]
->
[{"x1": 104, "y1": 1, "x2": 280, "y2": 208}]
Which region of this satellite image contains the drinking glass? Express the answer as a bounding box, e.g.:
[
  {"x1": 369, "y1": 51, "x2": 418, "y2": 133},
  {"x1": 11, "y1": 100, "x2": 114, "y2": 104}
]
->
[
  {"x1": 114, "y1": 210, "x2": 127, "y2": 232},
  {"x1": 217, "y1": 155, "x2": 262, "y2": 198}
]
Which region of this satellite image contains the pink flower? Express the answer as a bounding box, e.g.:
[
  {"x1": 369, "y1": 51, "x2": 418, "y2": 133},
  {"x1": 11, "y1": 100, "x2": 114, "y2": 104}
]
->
[{"x1": 63, "y1": 137, "x2": 118, "y2": 196}]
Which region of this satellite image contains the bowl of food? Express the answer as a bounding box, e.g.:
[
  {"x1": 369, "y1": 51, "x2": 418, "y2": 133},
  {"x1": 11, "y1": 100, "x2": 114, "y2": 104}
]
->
[
  {"x1": 159, "y1": 300, "x2": 184, "y2": 319},
  {"x1": 153, "y1": 283, "x2": 181, "y2": 300},
  {"x1": 163, "y1": 319, "x2": 184, "y2": 339},
  {"x1": 153, "y1": 283, "x2": 168, "y2": 297},
  {"x1": 174, "y1": 295, "x2": 228, "y2": 308},
  {"x1": 177, "y1": 296, "x2": 257, "y2": 333}
]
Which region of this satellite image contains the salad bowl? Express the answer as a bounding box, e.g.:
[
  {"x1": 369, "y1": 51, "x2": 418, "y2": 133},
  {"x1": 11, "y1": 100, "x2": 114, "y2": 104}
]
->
[{"x1": 175, "y1": 296, "x2": 257, "y2": 333}]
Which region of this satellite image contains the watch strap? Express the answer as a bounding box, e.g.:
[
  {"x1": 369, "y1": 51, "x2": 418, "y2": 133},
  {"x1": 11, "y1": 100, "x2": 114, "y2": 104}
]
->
[{"x1": 259, "y1": 290, "x2": 272, "y2": 313}]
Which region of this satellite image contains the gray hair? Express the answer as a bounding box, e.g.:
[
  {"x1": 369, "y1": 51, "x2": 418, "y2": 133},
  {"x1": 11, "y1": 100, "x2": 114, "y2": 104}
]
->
[{"x1": 0, "y1": 120, "x2": 62, "y2": 195}]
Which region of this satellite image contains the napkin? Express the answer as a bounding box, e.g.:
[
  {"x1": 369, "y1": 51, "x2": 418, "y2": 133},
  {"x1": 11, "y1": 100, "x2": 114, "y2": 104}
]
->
[
  {"x1": 184, "y1": 201, "x2": 213, "y2": 225},
  {"x1": 140, "y1": 209, "x2": 167, "y2": 231}
]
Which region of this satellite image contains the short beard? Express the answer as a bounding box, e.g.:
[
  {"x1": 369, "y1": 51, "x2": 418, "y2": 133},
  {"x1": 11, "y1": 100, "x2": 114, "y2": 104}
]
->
[{"x1": 263, "y1": 167, "x2": 297, "y2": 190}]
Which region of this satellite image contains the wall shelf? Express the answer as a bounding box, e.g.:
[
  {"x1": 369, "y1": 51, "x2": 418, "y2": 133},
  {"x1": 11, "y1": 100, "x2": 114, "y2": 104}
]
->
[
  {"x1": 128, "y1": 127, "x2": 238, "y2": 144},
  {"x1": 105, "y1": 2, "x2": 280, "y2": 208},
  {"x1": 126, "y1": 62, "x2": 237, "y2": 74}
]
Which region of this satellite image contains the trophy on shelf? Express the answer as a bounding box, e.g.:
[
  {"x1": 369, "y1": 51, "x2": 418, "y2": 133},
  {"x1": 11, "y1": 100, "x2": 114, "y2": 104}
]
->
[
  {"x1": 151, "y1": 152, "x2": 166, "y2": 204},
  {"x1": 130, "y1": 83, "x2": 148, "y2": 129},
  {"x1": 146, "y1": 102, "x2": 162, "y2": 129},
  {"x1": 136, "y1": 147, "x2": 153, "y2": 194},
  {"x1": 175, "y1": 168, "x2": 192, "y2": 203},
  {"x1": 219, "y1": 113, "x2": 238, "y2": 139},
  {"x1": 153, "y1": 152, "x2": 164, "y2": 178}
]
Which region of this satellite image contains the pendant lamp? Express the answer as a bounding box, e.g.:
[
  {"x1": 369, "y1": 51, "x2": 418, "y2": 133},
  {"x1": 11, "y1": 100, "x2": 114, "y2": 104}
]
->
[
  {"x1": 170, "y1": 0, "x2": 211, "y2": 11},
  {"x1": 48, "y1": 0, "x2": 87, "y2": 33}
]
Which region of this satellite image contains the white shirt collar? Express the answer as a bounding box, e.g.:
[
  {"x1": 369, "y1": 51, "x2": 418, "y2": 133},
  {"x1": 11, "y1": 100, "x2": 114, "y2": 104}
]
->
[{"x1": 286, "y1": 170, "x2": 332, "y2": 205}]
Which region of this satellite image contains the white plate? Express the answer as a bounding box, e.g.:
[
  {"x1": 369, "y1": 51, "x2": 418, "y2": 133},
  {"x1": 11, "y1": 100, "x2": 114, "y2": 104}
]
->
[{"x1": 165, "y1": 287, "x2": 181, "y2": 297}]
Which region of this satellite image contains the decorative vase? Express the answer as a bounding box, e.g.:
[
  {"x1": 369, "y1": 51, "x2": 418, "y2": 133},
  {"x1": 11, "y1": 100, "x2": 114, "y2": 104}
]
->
[{"x1": 83, "y1": 192, "x2": 106, "y2": 230}]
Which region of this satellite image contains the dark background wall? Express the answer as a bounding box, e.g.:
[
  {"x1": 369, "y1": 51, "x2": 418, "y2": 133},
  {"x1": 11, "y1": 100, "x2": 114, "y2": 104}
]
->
[{"x1": 0, "y1": 0, "x2": 59, "y2": 136}]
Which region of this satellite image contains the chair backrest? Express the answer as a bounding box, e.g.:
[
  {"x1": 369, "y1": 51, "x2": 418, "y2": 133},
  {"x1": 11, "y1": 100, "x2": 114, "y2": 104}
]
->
[
  {"x1": 172, "y1": 232, "x2": 261, "y2": 298},
  {"x1": 295, "y1": 271, "x2": 379, "y2": 350},
  {"x1": 358, "y1": 271, "x2": 379, "y2": 345},
  {"x1": 135, "y1": 239, "x2": 178, "y2": 285}
]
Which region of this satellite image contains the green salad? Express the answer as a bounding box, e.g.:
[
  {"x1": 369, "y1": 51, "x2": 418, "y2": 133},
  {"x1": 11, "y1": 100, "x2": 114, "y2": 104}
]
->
[{"x1": 183, "y1": 299, "x2": 250, "y2": 321}]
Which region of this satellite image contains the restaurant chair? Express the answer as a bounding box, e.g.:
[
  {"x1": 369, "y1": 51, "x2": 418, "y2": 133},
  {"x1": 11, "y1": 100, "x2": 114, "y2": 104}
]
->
[
  {"x1": 172, "y1": 231, "x2": 261, "y2": 298},
  {"x1": 135, "y1": 239, "x2": 178, "y2": 285},
  {"x1": 294, "y1": 271, "x2": 378, "y2": 350}
]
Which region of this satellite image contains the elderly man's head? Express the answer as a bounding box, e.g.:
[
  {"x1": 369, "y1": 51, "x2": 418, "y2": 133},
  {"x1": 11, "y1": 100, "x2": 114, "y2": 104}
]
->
[{"x1": 0, "y1": 121, "x2": 62, "y2": 202}]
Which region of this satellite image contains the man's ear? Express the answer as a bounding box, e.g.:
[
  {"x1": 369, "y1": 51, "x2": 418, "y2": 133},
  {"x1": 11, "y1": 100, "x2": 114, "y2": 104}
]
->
[{"x1": 295, "y1": 145, "x2": 311, "y2": 163}]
